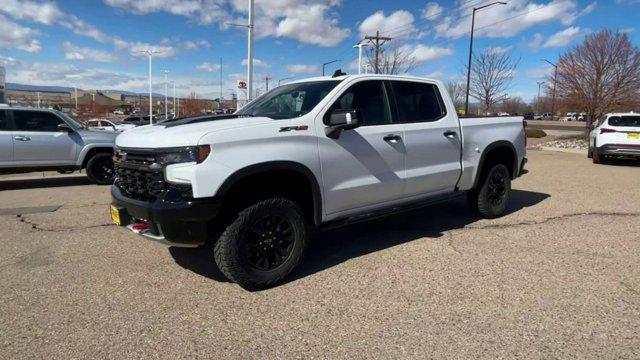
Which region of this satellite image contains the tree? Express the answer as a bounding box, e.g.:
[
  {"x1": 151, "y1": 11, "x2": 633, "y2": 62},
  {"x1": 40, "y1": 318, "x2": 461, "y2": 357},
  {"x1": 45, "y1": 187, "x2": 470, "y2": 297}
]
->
[
  {"x1": 500, "y1": 97, "x2": 531, "y2": 115},
  {"x1": 554, "y1": 30, "x2": 640, "y2": 128},
  {"x1": 365, "y1": 46, "x2": 417, "y2": 75},
  {"x1": 468, "y1": 49, "x2": 519, "y2": 113},
  {"x1": 446, "y1": 80, "x2": 466, "y2": 111},
  {"x1": 182, "y1": 92, "x2": 207, "y2": 116}
]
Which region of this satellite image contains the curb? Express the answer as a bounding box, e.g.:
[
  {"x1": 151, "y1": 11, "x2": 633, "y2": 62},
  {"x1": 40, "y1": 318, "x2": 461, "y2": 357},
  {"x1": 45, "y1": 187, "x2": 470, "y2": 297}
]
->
[{"x1": 539, "y1": 146, "x2": 587, "y2": 155}]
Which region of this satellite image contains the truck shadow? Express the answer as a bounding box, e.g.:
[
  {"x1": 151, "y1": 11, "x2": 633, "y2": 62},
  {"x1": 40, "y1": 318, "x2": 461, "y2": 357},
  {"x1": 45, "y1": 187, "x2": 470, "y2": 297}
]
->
[
  {"x1": 0, "y1": 176, "x2": 92, "y2": 190},
  {"x1": 169, "y1": 190, "x2": 550, "y2": 282},
  {"x1": 169, "y1": 189, "x2": 550, "y2": 285}
]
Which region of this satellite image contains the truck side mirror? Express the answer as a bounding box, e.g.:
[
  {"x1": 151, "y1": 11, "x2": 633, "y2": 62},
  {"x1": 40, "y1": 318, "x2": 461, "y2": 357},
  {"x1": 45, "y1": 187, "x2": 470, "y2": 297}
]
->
[
  {"x1": 58, "y1": 123, "x2": 74, "y2": 133},
  {"x1": 326, "y1": 109, "x2": 360, "y2": 139}
]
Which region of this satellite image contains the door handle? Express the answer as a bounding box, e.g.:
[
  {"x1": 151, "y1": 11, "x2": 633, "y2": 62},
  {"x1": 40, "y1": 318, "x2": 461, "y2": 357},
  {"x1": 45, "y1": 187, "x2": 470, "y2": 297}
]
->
[
  {"x1": 14, "y1": 136, "x2": 31, "y2": 141},
  {"x1": 443, "y1": 130, "x2": 457, "y2": 138},
  {"x1": 383, "y1": 134, "x2": 401, "y2": 142}
]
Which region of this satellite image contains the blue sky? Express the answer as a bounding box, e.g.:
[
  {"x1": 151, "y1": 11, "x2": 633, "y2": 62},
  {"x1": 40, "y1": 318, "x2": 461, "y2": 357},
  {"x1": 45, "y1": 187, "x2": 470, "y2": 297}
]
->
[{"x1": 0, "y1": 0, "x2": 638, "y2": 101}]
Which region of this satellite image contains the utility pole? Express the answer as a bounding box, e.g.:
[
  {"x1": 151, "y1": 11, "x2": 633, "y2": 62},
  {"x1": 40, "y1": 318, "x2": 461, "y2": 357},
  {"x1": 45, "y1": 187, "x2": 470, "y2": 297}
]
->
[
  {"x1": 543, "y1": 59, "x2": 558, "y2": 120},
  {"x1": 353, "y1": 42, "x2": 369, "y2": 74},
  {"x1": 163, "y1": 69, "x2": 169, "y2": 120},
  {"x1": 247, "y1": 0, "x2": 254, "y2": 101},
  {"x1": 140, "y1": 50, "x2": 160, "y2": 124},
  {"x1": 365, "y1": 31, "x2": 392, "y2": 74},
  {"x1": 464, "y1": 1, "x2": 507, "y2": 115},
  {"x1": 264, "y1": 74, "x2": 272, "y2": 92}
]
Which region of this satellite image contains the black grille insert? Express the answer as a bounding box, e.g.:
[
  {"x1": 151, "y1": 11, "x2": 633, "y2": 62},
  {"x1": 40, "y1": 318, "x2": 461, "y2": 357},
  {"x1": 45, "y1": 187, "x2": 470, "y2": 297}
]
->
[{"x1": 115, "y1": 165, "x2": 166, "y2": 201}]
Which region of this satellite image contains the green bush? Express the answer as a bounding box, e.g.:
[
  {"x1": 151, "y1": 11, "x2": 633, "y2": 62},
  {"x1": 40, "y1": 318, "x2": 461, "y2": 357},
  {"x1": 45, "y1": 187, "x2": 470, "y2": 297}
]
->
[{"x1": 526, "y1": 129, "x2": 547, "y2": 138}]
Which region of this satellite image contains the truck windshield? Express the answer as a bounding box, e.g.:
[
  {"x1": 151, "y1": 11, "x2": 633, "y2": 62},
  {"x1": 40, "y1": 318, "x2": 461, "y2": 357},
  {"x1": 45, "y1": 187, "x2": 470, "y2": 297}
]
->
[
  {"x1": 237, "y1": 80, "x2": 341, "y2": 119},
  {"x1": 609, "y1": 116, "x2": 640, "y2": 127}
]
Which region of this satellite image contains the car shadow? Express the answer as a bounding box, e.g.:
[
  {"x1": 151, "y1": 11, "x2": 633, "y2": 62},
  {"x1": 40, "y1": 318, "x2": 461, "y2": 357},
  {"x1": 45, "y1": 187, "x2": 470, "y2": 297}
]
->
[
  {"x1": 169, "y1": 189, "x2": 550, "y2": 285},
  {"x1": 0, "y1": 176, "x2": 92, "y2": 190}
]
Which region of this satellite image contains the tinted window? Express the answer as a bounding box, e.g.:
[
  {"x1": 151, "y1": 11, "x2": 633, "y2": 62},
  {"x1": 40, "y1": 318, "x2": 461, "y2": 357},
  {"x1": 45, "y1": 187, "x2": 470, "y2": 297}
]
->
[
  {"x1": 0, "y1": 110, "x2": 7, "y2": 130},
  {"x1": 14, "y1": 111, "x2": 64, "y2": 132},
  {"x1": 391, "y1": 81, "x2": 446, "y2": 123},
  {"x1": 328, "y1": 80, "x2": 391, "y2": 126},
  {"x1": 609, "y1": 116, "x2": 640, "y2": 127}
]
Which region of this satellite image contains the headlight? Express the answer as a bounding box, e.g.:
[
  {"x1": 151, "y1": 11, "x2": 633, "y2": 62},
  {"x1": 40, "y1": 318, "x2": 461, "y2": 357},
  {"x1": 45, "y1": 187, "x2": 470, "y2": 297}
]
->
[{"x1": 156, "y1": 145, "x2": 211, "y2": 165}]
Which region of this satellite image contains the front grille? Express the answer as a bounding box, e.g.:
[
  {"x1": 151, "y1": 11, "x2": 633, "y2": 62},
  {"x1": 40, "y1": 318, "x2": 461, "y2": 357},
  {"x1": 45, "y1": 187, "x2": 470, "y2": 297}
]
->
[{"x1": 115, "y1": 165, "x2": 166, "y2": 201}]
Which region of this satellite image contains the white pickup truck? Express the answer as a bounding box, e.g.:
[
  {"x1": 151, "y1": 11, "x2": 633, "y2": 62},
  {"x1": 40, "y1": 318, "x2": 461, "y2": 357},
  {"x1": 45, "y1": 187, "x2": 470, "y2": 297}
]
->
[{"x1": 111, "y1": 74, "x2": 527, "y2": 289}]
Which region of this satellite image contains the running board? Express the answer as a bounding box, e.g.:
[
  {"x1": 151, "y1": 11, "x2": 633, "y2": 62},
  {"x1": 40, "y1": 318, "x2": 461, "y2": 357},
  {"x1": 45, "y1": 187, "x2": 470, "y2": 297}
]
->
[{"x1": 320, "y1": 192, "x2": 463, "y2": 231}]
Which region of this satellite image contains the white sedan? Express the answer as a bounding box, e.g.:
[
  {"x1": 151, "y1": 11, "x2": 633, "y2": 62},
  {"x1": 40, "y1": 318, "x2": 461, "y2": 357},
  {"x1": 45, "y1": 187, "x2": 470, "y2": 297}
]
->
[
  {"x1": 589, "y1": 113, "x2": 640, "y2": 163},
  {"x1": 86, "y1": 119, "x2": 137, "y2": 133}
]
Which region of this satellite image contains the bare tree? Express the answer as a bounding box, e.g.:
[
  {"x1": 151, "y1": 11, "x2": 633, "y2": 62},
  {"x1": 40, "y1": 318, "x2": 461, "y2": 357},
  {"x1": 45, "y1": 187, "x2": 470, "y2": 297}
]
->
[
  {"x1": 182, "y1": 92, "x2": 208, "y2": 116},
  {"x1": 446, "y1": 81, "x2": 466, "y2": 111},
  {"x1": 554, "y1": 30, "x2": 640, "y2": 129},
  {"x1": 365, "y1": 46, "x2": 417, "y2": 75},
  {"x1": 500, "y1": 97, "x2": 532, "y2": 115},
  {"x1": 468, "y1": 49, "x2": 519, "y2": 113}
]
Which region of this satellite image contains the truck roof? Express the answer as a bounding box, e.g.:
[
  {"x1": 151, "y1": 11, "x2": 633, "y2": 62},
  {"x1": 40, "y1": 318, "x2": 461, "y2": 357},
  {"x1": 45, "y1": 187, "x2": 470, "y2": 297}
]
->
[{"x1": 287, "y1": 73, "x2": 441, "y2": 85}]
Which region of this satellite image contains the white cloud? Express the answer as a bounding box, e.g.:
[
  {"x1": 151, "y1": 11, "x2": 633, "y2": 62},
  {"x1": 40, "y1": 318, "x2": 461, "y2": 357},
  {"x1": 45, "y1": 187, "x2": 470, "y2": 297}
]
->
[
  {"x1": 525, "y1": 64, "x2": 553, "y2": 79},
  {"x1": 400, "y1": 44, "x2": 453, "y2": 63},
  {"x1": 104, "y1": 0, "x2": 349, "y2": 47},
  {"x1": 0, "y1": 14, "x2": 41, "y2": 53},
  {"x1": 185, "y1": 39, "x2": 211, "y2": 50},
  {"x1": 63, "y1": 42, "x2": 119, "y2": 62},
  {"x1": 129, "y1": 42, "x2": 177, "y2": 58},
  {"x1": 196, "y1": 62, "x2": 222, "y2": 72},
  {"x1": 486, "y1": 45, "x2": 513, "y2": 54},
  {"x1": 620, "y1": 27, "x2": 635, "y2": 34},
  {"x1": 543, "y1": 26, "x2": 582, "y2": 48},
  {"x1": 435, "y1": 0, "x2": 590, "y2": 40},
  {"x1": 241, "y1": 58, "x2": 269, "y2": 68},
  {"x1": 528, "y1": 33, "x2": 544, "y2": 51},
  {"x1": 422, "y1": 2, "x2": 444, "y2": 20},
  {"x1": 359, "y1": 10, "x2": 416, "y2": 39},
  {"x1": 0, "y1": 0, "x2": 64, "y2": 25},
  {"x1": 284, "y1": 64, "x2": 320, "y2": 75}
]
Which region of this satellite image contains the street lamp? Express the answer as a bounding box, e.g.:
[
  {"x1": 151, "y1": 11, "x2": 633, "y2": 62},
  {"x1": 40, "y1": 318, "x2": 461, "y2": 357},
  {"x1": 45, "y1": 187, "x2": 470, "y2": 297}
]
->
[
  {"x1": 542, "y1": 59, "x2": 558, "y2": 120},
  {"x1": 172, "y1": 81, "x2": 177, "y2": 117},
  {"x1": 353, "y1": 42, "x2": 369, "y2": 74},
  {"x1": 163, "y1": 69, "x2": 169, "y2": 120},
  {"x1": 277, "y1": 76, "x2": 293, "y2": 86},
  {"x1": 322, "y1": 60, "x2": 339, "y2": 76},
  {"x1": 464, "y1": 1, "x2": 507, "y2": 115},
  {"x1": 536, "y1": 81, "x2": 545, "y2": 115},
  {"x1": 139, "y1": 50, "x2": 160, "y2": 124}
]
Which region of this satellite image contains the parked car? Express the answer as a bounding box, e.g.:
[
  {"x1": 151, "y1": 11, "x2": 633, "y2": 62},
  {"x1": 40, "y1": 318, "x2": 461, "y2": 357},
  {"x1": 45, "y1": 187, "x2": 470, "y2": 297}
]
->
[
  {"x1": 0, "y1": 107, "x2": 117, "y2": 184},
  {"x1": 86, "y1": 118, "x2": 137, "y2": 132},
  {"x1": 110, "y1": 74, "x2": 527, "y2": 289},
  {"x1": 122, "y1": 114, "x2": 151, "y2": 126},
  {"x1": 588, "y1": 113, "x2": 640, "y2": 163}
]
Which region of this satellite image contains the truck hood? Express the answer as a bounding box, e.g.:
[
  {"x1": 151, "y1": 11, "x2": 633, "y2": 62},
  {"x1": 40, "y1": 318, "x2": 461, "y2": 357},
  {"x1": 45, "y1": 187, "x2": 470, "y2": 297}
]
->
[{"x1": 115, "y1": 115, "x2": 273, "y2": 148}]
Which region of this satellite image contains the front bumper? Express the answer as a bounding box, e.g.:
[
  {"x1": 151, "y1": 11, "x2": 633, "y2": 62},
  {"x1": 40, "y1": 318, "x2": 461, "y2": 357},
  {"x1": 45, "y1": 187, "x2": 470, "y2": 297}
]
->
[
  {"x1": 110, "y1": 186, "x2": 221, "y2": 247},
  {"x1": 597, "y1": 144, "x2": 640, "y2": 157}
]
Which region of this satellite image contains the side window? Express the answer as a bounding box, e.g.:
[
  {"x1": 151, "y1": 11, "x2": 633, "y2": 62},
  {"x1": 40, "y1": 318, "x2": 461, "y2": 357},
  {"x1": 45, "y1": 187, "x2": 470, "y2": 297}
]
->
[
  {"x1": 13, "y1": 111, "x2": 64, "y2": 132},
  {"x1": 391, "y1": 81, "x2": 446, "y2": 123},
  {"x1": 327, "y1": 80, "x2": 392, "y2": 126},
  {"x1": 0, "y1": 110, "x2": 7, "y2": 130}
]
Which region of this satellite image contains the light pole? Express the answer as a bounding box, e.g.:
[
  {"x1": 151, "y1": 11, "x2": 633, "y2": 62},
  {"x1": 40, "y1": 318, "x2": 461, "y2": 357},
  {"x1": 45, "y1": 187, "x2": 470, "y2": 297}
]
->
[
  {"x1": 353, "y1": 43, "x2": 369, "y2": 74},
  {"x1": 277, "y1": 76, "x2": 293, "y2": 86},
  {"x1": 140, "y1": 50, "x2": 160, "y2": 124},
  {"x1": 464, "y1": 1, "x2": 507, "y2": 115},
  {"x1": 536, "y1": 81, "x2": 545, "y2": 115},
  {"x1": 172, "y1": 81, "x2": 176, "y2": 117},
  {"x1": 542, "y1": 59, "x2": 558, "y2": 120},
  {"x1": 322, "y1": 60, "x2": 339, "y2": 76},
  {"x1": 226, "y1": 0, "x2": 255, "y2": 102},
  {"x1": 163, "y1": 70, "x2": 170, "y2": 120}
]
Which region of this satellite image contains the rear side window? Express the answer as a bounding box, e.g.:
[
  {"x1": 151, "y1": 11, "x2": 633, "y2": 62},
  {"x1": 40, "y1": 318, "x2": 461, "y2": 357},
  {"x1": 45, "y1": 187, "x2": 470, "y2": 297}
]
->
[
  {"x1": 391, "y1": 81, "x2": 446, "y2": 123},
  {"x1": 608, "y1": 116, "x2": 640, "y2": 127},
  {"x1": 0, "y1": 110, "x2": 7, "y2": 130},
  {"x1": 327, "y1": 80, "x2": 392, "y2": 126},
  {"x1": 13, "y1": 111, "x2": 64, "y2": 132}
]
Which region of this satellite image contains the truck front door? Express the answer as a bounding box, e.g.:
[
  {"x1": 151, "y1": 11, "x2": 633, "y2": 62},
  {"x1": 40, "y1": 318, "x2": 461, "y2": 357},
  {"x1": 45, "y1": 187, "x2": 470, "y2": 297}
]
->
[
  {"x1": 388, "y1": 80, "x2": 462, "y2": 197},
  {"x1": 0, "y1": 109, "x2": 12, "y2": 165},
  {"x1": 318, "y1": 80, "x2": 405, "y2": 216}
]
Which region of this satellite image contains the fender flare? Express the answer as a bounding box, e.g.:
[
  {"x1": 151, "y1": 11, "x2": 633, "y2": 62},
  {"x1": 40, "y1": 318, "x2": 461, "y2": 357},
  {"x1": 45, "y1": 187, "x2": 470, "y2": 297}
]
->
[
  {"x1": 216, "y1": 161, "x2": 323, "y2": 226},
  {"x1": 471, "y1": 141, "x2": 518, "y2": 190},
  {"x1": 77, "y1": 144, "x2": 115, "y2": 167}
]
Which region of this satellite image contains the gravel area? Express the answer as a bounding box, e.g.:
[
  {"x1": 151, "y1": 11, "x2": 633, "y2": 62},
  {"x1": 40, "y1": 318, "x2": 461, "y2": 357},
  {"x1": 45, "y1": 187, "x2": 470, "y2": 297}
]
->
[{"x1": 532, "y1": 137, "x2": 589, "y2": 150}]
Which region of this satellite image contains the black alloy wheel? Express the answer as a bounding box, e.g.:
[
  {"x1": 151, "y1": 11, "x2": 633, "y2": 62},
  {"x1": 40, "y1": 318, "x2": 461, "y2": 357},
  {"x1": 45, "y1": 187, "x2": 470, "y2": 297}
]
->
[
  {"x1": 86, "y1": 153, "x2": 116, "y2": 185},
  {"x1": 242, "y1": 214, "x2": 295, "y2": 271},
  {"x1": 486, "y1": 170, "x2": 508, "y2": 206}
]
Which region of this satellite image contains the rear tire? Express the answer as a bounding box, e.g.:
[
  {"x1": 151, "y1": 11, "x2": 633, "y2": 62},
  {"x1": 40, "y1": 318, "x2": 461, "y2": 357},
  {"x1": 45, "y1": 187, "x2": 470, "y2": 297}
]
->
[
  {"x1": 587, "y1": 146, "x2": 593, "y2": 159},
  {"x1": 86, "y1": 153, "x2": 115, "y2": 185},
  {"x1": 213, "y1": 197, "x2": 308, "y2": 290},
  {"x1": 467, "y1": 163, "x2": 511, "y2": 219},
  {"x1": 592, "y1": 148, "x2": 601, "y2": 164}
]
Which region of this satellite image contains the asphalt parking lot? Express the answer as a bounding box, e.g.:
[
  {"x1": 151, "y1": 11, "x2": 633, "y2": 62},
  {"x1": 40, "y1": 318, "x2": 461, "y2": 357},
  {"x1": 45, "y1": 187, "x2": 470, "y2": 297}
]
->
[{"x1": 1, "y1": 150, "x2": 639, "y2": 359}]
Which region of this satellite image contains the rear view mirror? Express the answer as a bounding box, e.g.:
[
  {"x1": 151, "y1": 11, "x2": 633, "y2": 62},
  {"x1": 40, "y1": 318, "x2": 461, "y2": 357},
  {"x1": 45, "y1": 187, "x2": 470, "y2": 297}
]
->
[
  {"x1": 326, "y1": 109, "x2": 360, "y2": 139},
  {"x1": 58, "y1": 123, "x2": 73, "y2": 132}
]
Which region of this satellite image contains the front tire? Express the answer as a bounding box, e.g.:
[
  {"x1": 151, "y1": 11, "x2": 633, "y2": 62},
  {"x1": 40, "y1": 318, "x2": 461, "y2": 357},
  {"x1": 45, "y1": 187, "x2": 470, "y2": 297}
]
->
[
  {"x1": 467, "y1": 164, "x2": 511, "y2": 219},
  {"x1": 214, "y1": 197, "x2": 308, "y2": 290},
  {"x1": 86, "y1": 153, "x2": 115, "y2": 185}
]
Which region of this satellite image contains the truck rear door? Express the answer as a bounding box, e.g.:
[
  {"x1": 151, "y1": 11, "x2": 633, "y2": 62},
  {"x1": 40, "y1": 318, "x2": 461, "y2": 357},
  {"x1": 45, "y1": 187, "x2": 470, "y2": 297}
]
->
[
  {"x1": 388, "y1": 80, "x2": 462, "y2": 197},
  {"x1": 0, "y1": 109, "x2": 12, "y2": 165}
]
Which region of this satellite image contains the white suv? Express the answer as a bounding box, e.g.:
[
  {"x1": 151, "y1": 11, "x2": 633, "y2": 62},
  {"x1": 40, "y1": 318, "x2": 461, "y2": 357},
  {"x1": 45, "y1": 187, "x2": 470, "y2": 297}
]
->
[{"x1": 589, "y1": 113, "x2": 640, "y2": 163}]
